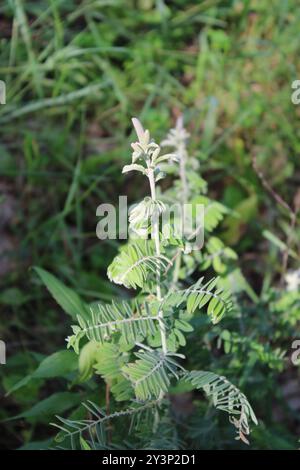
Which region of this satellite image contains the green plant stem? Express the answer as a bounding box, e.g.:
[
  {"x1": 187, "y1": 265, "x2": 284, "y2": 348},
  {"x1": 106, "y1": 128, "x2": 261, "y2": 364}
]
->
[{"x1": 148, "y1": 168, "x2": 168, "y2": 355}]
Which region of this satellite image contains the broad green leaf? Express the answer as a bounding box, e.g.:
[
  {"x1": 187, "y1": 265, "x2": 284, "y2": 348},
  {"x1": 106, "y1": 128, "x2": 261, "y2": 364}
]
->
[
  {"x1": 6, "y1": 350, "x2": 78, "y2": 395},
  {"x1": 33, "y1": 350, "x2": 78, "y2": 378},
  {"x1": 7, "y1": 392, "x2": 80, "y2": 422},
  {"x1": 33, "y1": 267, "x2": 89, "y2": 319}
]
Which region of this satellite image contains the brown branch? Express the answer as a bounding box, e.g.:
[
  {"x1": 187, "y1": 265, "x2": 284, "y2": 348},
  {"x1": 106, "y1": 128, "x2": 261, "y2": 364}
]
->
[
  {"x1": 251, "y1": 154, "x2": 293, "y2": 214},
  {"x1": 105, "y1": 383, "x2": 112, "y2": 444},
  {"x1": 251, "y1": 154, "x2": 298, "y2": 283},
  {"x1": 281, "y1": 212, "x2": 297, "y2": 284}
]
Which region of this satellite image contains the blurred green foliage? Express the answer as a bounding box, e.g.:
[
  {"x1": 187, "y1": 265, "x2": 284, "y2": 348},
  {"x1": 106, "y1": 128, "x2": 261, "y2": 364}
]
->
[{"x1": 0, "y1": 0, "x2": 299, "y2": 450}]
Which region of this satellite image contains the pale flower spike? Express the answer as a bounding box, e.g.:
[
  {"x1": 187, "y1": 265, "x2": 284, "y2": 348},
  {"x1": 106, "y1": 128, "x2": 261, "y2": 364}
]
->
[
  {"x1": 132, "y1": 117, "x2": 147, "y2": 143},
  {"x1": 161, "y1": 114, "x2": 190, "y2": 153},
  {"x1": 123, "y1": 118, "x2": 176, "y2": 176}
]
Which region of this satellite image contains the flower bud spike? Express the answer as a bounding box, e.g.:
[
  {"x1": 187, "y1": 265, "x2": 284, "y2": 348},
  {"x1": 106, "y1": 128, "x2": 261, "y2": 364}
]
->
[{"x1": 132, "y1": 117, "x2": 145, "y2": 143}]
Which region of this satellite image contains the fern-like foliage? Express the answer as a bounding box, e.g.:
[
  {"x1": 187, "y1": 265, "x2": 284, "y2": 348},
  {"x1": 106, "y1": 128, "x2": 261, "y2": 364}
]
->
[
  {"x1": 123, "y1": 351, "x2": 182, "y2": 400},
  {"x1": 52, "y1": 400, "x2": 160, "y2": 450},
  {"x1": 38, "y1": 117, "x2": 258, "y2": 449},
  {"x1": 199, "y1": 236, "x2": 238, "y2": 274},
  {"x1": 93, "y1": 343, "x2": 132, "y2": 402},
  {"x1": 191, "y1": 196, "x2": 228, "y2": 233},
  {"x1": 129, "y1": 197, "x2": 166, "y2": 237},
  {"x1": 107, "y1": 240, "x2": 171, "y2": 289},
  {"x1": 184, "y1": 370, "x2": 258, "y2": 444},
  {"x1": 166, "y1": 276, "x2": 233, "y2": 324},
  {"x1": 67, "y1": 300, "x2": 161, "y2": 353},
  {"x1": 204, "y1": 201, "x2": 228, "y2": 232}
]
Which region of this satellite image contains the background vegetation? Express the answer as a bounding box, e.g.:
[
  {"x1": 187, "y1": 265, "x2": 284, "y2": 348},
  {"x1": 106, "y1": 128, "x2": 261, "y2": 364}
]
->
[{"x1": 0, "y1": 0, "x2": 299, "y2": 450}]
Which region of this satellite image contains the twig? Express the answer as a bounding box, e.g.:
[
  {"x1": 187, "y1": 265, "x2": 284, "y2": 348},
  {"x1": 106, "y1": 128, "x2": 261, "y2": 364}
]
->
[
  {"x1": 251, "y1": 154, "x2": 298, "y2": 283},
  {"x1": 105, "y1": 383, "x2": 112, "y2": 444}
]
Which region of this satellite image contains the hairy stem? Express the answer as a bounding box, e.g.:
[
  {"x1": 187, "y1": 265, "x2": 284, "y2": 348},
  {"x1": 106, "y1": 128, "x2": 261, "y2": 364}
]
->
[
  {"x1": 148, "y1": 168, "x2": 168, "y2": 355},
  {"x1": 179, "y1": 141, "x2": 188, "y2": 205}
]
